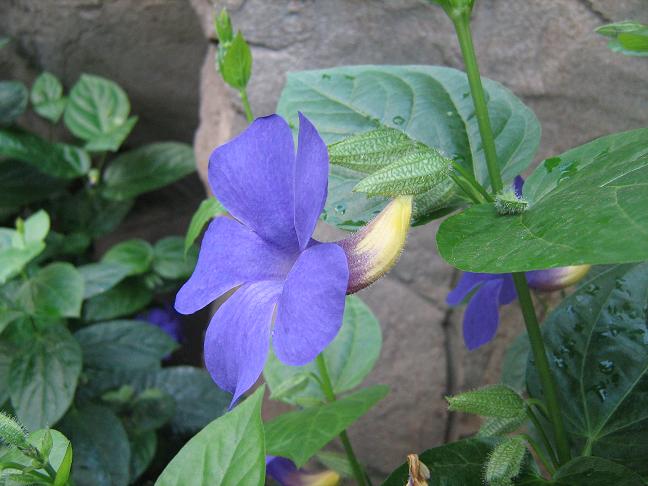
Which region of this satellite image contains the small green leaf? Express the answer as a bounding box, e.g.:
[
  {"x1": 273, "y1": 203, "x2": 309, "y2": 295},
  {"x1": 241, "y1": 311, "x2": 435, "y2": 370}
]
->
[
  {"x1": 214, "y1": 8, "x2": 233, "y2": 43},
  {"x1": 354, "y1": 144, "x2": 451, "y2": 197},
  {"x1": 22, "y1": 210, "x2": 50, "y2": 244},
  {"x1": 220, "y1": 32, "x2": 252, "y2": 90},
  {"x1": 156, "y1": 386, "x2": 265, "y2": 486},
  {"x1": 485, "y1": 437, "x2": 527, "y2": 486},
  {"x1": 596, "y1": 21, "x2": 648, "y2": 57},
  {"x1": 59, "y1": 404, "x2": 130, "y2": 486},
  {"x1": 102, "y1": 239, "x2": 154, "y2": 276},
  {"x1": 264, "y1": 295, "x2": 382, "y2": 405},
  {"x1": 17, "y1": 262, "x2": 84, "y2": 318},
  {"x1": 0, "y1": 342, "x2": 13, "y2": 405},
  {"x1": 0, "y1": 81, "x2": 28, "y2": 125},
  {"x1": 153, "y1": 236, "x2": 198, "y2": 280},
  {"x1": 31, "y1": 72, "x2": 66, "y2": 123},
  {"x1": 129, "y1": 430, "x2": 156, "y2": 482},
  {"x1": 64, "y1": 74, "x2": 134, "y2": 152},
  {"x1": 0, "y1": 129, "x2": 91, "y2": 178},
  {"x1": 9, "y1": 325, "x2": 82, "y2": 429},
  {"x1": 0, "y1": 243, "x2": 45, "y2": 285},
  {"x1": 265, "y1": 385, "x2": 388, "y2": 467},
  {"x1": 75, "y1": 320, "x2": 177, "y2": 371},
  {"x1": 446, "y1": 385, "x2": 525, "y2": 419},
  {"x1": 102, "y1": 142, "x2": 196, "y2": 200},
  {"x1": 184, "y1": 197, "x2": 226, "y2": 254},
  {"x1": 82, "y1": 279, "x2": 153, "y2": 322},
  {"x1": 77, "y1": 261, "x2": 130, "y2": 299},
  {"x1": 477, "y1": 416, "x2": 527, "y2": 438}
]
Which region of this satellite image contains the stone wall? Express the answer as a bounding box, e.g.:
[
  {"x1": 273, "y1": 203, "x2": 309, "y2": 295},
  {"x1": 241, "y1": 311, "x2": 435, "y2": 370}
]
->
[{"x1": 4, "y1": 0, "x2": 648, "y2": 480}]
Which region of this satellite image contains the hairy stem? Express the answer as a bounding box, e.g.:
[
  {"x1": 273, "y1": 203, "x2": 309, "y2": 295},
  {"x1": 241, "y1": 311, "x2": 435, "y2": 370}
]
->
[
  {"x1": 315, "y1": 354, "x2": 371, "y2": 486},
  {"x1": 520, "y1": 434, "x2": 556, "y2": 476},
  {"x1": 451, "y1": 12, "x2": 503, "y2": 194},
  {"x1": 513, "y1": 273, "x2": 571, "y2": 465},
  {"x1": 526, "y1": 404, "x2": 559, "y2": 468},
  {"x1": 239, "y1": 88, "x2": 254, "y2": 123}
]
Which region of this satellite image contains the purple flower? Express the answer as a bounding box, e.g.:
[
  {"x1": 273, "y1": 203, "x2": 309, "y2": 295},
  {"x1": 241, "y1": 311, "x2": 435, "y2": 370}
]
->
[
  {"x1": 174, "y1": 114, "x2": 349, "y2": 404},
  {"x1": 138, "y1": 306, "x2": 182, "y2": 343},
  {"x1": 266, "y1": 456, "x2": 340, "y2": 486}
]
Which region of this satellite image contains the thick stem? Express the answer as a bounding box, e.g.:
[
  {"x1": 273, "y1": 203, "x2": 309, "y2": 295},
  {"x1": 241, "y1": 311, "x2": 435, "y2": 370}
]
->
[
  {"x1": 239, "y1": 88, "x2": 254, "y2": 123},
  {"x1": 451, "y1": 13, "x2": 503, "y2": 194},
  {"x1": 315, "y1": 354, "x2": 371, "y2": 486},
  {"x1": 512, "y1": 273, "x2": 571, "y2": 465}
]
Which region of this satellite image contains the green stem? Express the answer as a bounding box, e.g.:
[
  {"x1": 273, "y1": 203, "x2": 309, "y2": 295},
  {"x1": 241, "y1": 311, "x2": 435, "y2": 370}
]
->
[
  {"x1": 451, "y1": 12, "x2": 503, "y2": 194},
  {"x1": 239, "y1": 88, "x2": 254, "y2": 123},
  {"x1": 512, "y1": 273, "x2": 571, "y2": 465},
  {"x1": 526, "y1": 404, "x2": 559, "y2": 468},
  {"x1": 315, "y1": 354, "x2": 371, "y2": 486},
  {"x1": 519, "y1": 434, "x2": 556, "y2": 476},
  {"x1": 450, "y1": 160, "x2": 493, "y2": 203}
]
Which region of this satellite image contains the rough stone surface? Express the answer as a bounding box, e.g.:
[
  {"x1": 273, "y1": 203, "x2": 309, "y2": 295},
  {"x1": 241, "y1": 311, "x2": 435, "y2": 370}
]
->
[{"x1": 4, "y1": 0, "x2": 648, "y2": 479}]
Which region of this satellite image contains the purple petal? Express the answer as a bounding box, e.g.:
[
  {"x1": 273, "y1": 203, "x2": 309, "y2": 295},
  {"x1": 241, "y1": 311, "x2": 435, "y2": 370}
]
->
[
  {"x1": 175, "y1": 217, "x2": 293, "y2": 315},
  {"x1": 208, "y1": 115, "x2": 298, "y2": 250},
  {"x1": 204, "y1": 280, "x2": 283, "y2": 405},
  {"x1": 293, "y1": 113, "x2": 328, "y2": 250},
  {"x1": 513, "y1": 175, "x2": 524, "y2": 198},
  {"x1": 447, "y1": 272, "x2": 500, "y2": 306},
  {"x1": 273, "y1": 243, "x2": 348, "y2": 366},
  {"x1": 266, "y1": 456, "x2": 298, "y2": 486},
  {"x1": 498, "y1": 274, "x2": 517, "y2": 305},
  {"x1": 463, "y1": 279, "x2": 503, "y2": 350}
]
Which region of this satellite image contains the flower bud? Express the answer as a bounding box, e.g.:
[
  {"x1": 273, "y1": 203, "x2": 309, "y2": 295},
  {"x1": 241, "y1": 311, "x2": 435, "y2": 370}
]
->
[
  {"x1": 337, "y1": 196, "x2": 412, "y2": 294},
  {"x1": 526, "y1": 265, "x2": 591, "y2": 292},
  {"x1": 0, "y1": 411, "x2": 28, "y2": 449},
  {"x1": 266, "y1": 456, "x2": 341, "y2": 486},
  {"x1": 406, "y1": 454, "x2": 430, "y2": 486}
]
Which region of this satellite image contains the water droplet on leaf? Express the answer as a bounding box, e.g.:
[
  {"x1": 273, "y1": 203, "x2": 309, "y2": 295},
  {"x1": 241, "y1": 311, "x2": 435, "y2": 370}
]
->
[
  {"x1": 334, "y1": 204, "x2": 346, "y2": 215},
  {"x1": 598, "y1": 360, "x2": 615, "y2": 374},
  {"x1": 392, "y1": 116, "x2": 405, "y2": 125}
]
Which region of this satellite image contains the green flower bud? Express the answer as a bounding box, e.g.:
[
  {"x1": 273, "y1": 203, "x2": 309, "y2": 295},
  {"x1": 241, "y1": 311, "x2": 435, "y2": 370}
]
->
[
  {"x1": 0, "y1": 412, "x2": 28, "y2": 448},
  {"x1": 214, "y1": 8, "x2": 233, "y2": 44}
]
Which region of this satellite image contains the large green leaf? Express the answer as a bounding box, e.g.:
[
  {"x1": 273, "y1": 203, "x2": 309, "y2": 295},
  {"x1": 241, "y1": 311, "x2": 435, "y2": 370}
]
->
[
  {"x1": 9, "y1": 325, "x2": 82, "y2": 429},
  {"x1": 264, "y1": 295, "x2": 382, "y2": 406},
  {"x1": 59, "y1": 404, "x2": 131, "y2": 486},
  {"x1": 17, "y1": 262, "x2": 84, "y2": 318},
  {"x1": 30, "y1": 72, "x2": 67, "y2": 123},
  {"x1": 77, "y1": 261, "x2": 130, "y2": 299},
  {"x1": 63, "y1": 74, "x2": 136, "y2": 152},
  {"x1": 82, "y1": 278, "x2": 153, "y2": 322},
  {"x1": 0, "y1": 160, "x2": 63, "y2": 209},
  {"x1": 0, "y1": 129, "x2": 90, "y2": 178},
  {"x1": 155, "y1": 386, "x2": 265, "y2": 486},
  {"x1": 265, "y1": 385, "x2": 388, "y2": 467},
  {"x1": 102, "y1": 143, "x2": 196, "y2": 200},
  {"x1": 55, "y1": 190, "x2": 133, "y2": 238},
  {"x1": 153, "y1": 236, "x2": 198, "y2": 280},
  {"x1": 437, "y1": 128, "x2": 648, "y2": 272},
  {"x1": 552, "y1": 457, "x2": 646, "y2": 486},
  {"x1": 277, "y1": 65, "x2": 540, "y2": 228},
  {"x1": 0, "y1": 81, "x2": 28, "y2": 125},
  {"x1": 75, "y1": 320, "x2": 177, "y2": 371},
  {"x1": 527, "y1": 264, "x2": 648, "y2": 474},
  {"x1": 129, "y1": 430, "x2": 156, "y2": 482}
]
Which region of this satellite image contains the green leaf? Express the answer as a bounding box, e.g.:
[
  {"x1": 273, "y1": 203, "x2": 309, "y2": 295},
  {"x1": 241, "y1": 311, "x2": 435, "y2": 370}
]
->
[
  {"x1": 59, "y1": 404, "x2": 130, "y2": 486},
  {"x1": 64, "y1": 74, "x2": 134, "y2": 152},
  {"x1": 0, "y1": 82, "x2": 28, "y2": 125},
  {"x1": 501, "y1": 332, "x2": 530, "y2": 393},
  {"x1": 0, "y1": 243, "x2": 45, "y2": 285},
  {"x1": 220, "y1": 32, "x2": 252, "y2": 90},
  {"x1": 30, "y1": 72, "x2": 66, "y2": 123},
  {"x1": 0, "y1": 160, "x2": 63, "y2": 209},
  {"x1": 596, "y1": 21, "x2": 648, "y2": 57},
  {"x1": 277, "y1": 65, "x2": 540, "y2": 228},
  {"x1": 437, "y1": 128, "x2": 648, "y2": 272},
  {"x1": 122, "y1": 388, "x2": 176, "y2": 433},
  {"x1": 129, "y1": 430, "x2": 156, "y2": 482},
  {"x1": 156, "y1": 386, "x2": 265, "y2": 486},
  {"x1": 265, "y1": 385, "x2": 388, "y2": 467},
  {"x1": 552, "y1": 456, "x2": 646, "y2": 486},
  {"x1": 214, "y1": 8, "x2": 233, "y2": 43},
  {"x1": 478, "y1": 415, "x2": 527, "y2": 438},
  {"x1": 0, "y1": 38, "x2": 9, "y2": 50},
  {"x1": 184, "y1": 197, "x2": 226, "y2": 254},
  {"x1": 55, "y1": 190, "x2": 133, "y2": 238},
  {"x1": 446, "y1": 385, "x2": 525, "y2": 418},
  {"x1": 0, "y1": 342, "x2": 13, "y2": 405},
  {"x1": 527, "y1": 263, "x2": 648, "y2": 475},
  {"x1": 102, "y1": 143, "x2": 196, "y2": 201},
  {"x1": 82, "y1": 279, "x2": 153, "y2": 322},
  {"x1": 102, "y1": 239, "x2": 154, "y2": 276},
  {"x1": 153, "y1": 236, "x2": 198, "y2": 280},
  {"x1": 354, "y1": 142, "x2": 451, "y2": 197},
  {"x1": 315, "y1": 450, "x2": 354, "y2": 478},
  {"x1": 75, "y1": 320, "x2": 177, "y2": 371},
  {"x1": 264, "y1": 295, "x2": 382, "y2": 405},
  {"x1": 17, "y1": 262, "x2": 84, "y2": 318},
  {"x1": 485, "y1": 437, "x2": 527, "y2": 486},
  {"x1": 9, "y1": 325, "x2": 82, "y2": 429},
  {"x1": 21, "y1": 210, "x2": 50, "y2": 244},
  {"x1": 77, "y1": 261, "x2": 130, "y2": 299},
  {"x1": 0, "y1": 129, "x2": 91, "y2": 178}
]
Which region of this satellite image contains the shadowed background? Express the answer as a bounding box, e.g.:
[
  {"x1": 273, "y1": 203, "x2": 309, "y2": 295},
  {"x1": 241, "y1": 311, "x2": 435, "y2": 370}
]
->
[{"x1": 2, "y1": 0, "x2": 648, "y2": 479}]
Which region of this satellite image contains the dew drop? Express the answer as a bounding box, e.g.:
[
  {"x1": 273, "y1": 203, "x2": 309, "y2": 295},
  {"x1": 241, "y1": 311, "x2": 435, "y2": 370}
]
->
[
  {"x1": 334, "y1": 203, "x2": 346, "y2": 215},
  {"x1": 584, "y1": 283, "x2": 600, "y2": 296},
  {"x1": 446, "y1": 111, "x2": 454, "y2": 117},
  {"x1": 344, "y1": 74, "x2": 355, "y2": 81},
  {"x1": 553, "y1": 355, "x2": 565, "y2": 368},
  {"x1": 321, "y1": 73, "x2": 332, "y2": 80},
  {"x1": 598, "y1": 360, "x2": 615, "y2": 374},
  {"x1": 595, "y1": 385, "x2": 608, "y2": 402},
  {"x1": 392, "y1": 115, "x2": 405, "y2": 125},
  {"x1": 462, "y1": 91, "x2": 470, "y2": 99}
]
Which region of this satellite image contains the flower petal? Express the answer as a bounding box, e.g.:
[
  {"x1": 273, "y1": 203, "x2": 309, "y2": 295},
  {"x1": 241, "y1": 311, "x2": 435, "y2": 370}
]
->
[
  {"x1": 447, "y1": 272, "x2": 500, "y2": 306},
  {"x1": 204, "y1": 280, "x2": 283, "y2": 405},
  {"x1": 463, "y1": 279, "x2": 503, "y2": 350},
  {"x1": 209, "y1": 115, "x2": 298, "y2": 249},
  {"x1": 175, "y1": 217, "x2": 292, "y2": 314},
  {"x1": 294, "y1": 113, "x2": 328, "y2": 250},
  {"x1": 273, "y1": 243, "x2": 348, "y2": 365},
  {"x1": 513, "y1": 175, "x2": 524, "y2": 198},
  {"x1": 498, "y1": 274, "x2": 517, "y2": 305}
]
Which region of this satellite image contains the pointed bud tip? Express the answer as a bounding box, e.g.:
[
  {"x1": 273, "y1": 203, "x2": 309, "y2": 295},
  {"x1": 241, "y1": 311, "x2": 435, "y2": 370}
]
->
[{"x1": 527, "y1": 264, "x2": 591, "y2": 292}]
